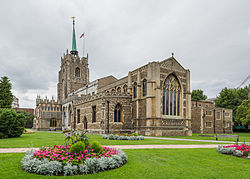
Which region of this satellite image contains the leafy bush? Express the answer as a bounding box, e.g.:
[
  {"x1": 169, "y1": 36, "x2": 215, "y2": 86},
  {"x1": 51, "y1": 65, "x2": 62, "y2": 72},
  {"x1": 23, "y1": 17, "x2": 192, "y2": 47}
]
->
[
  {"x1": 64, "y1": 129, "x2": 89, "y2": 146},
  {"x1": 233, "y1": 150, "x2": 243, "y2": 157},
  {"x1": 0, "y1": 108, "x2": 25, "y2": 138},
  {"x1": 102, "y1": 134, "x2": 144, "y2": 140},
  {"x1": 16, "y1": 110, "x2": 34, "y2": 128},
  {"x1": 0, "y1": 132, "x2": 8, "y2": 139},
  {"x1": 92, "y1": 141, "x2": 103, "y2": 154},
  {"x1": 108, "y1": 134, "x2": 115, "y2": 140},
  {"x1": 63, "y1": 162, "x2": 78, "y2": 176},
  {"x1": 79, "y1": 164, "x2": 88, "y2": 174},
  {"x1": 131, "y1": 132, "x2": 138, "y2": 136},
  {"x1": 21, "y1": 150, "x2": 62, "y2": 176},
  {"x1": 217, "y1": 146, "x2": 235, "y2": 154},
  {"x1": 102, "y1": 135, "x2": 108, "y2": 139},
  {"x1": 70, "y1": 142, "x2": 85, "y2": 154},
  {"x1": 217, "y1": 144, "x2": 248, "y2": 158}
]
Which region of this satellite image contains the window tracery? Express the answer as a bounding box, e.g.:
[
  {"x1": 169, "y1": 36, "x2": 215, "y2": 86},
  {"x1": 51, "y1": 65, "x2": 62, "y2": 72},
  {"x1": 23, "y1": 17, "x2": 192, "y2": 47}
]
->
[{"x1": 162, "y1": 74, "x2": 181, "y2": 116}]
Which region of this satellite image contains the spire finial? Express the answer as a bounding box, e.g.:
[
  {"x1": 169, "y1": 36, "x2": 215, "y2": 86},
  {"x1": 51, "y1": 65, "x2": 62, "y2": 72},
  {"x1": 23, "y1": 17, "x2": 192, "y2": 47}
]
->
[
  {"x1": 172, "y1": 52, "x2": 174, "y2": 57},
  {"x1": 70, "y1": 16, "x2": 78, "y2": 56}
]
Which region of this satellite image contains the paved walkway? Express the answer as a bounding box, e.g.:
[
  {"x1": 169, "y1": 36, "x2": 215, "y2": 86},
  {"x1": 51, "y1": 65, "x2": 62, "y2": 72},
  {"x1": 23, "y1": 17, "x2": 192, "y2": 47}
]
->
[
  {"x1": 144, "y1": 136, "x2": 240, "y2": 143},
  {"x1": 0, "y1": 144, "x2": 221, "y2": 153}
]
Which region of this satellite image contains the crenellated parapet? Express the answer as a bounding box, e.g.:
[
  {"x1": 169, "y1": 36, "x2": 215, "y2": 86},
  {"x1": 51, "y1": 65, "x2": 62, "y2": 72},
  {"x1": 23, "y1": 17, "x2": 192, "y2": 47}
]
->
[
  {"x1": 36, "y1": 95, "x2": 60, "y2": 106},
  {"x1": 60, "y1": 51, "x2": 88, "y2": 67}
]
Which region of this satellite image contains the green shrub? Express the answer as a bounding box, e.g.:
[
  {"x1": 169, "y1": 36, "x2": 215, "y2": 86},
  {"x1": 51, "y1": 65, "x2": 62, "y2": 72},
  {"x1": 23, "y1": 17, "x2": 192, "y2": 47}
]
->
[
  {"x1": 16, "y1": 110, "x2": 34, "y2": 128},
  {"x1": 91, "y1": 141, "x2": 103, "y2": 154},
  {"x1": 70, "y1": 142, "x2": 85, "y2": 154},
  {"x1": 131, "y1": 132, "x2": 138, "y2": 136},
  {"x1": 79, "y1": 134, "x2": 90, "y2": 147},
  {"x1": 0, "y1": 132, "x2": 8, "y2": 139},
  {"x1": 0, "y1": 108, "x2": 25, "y2": 138}
]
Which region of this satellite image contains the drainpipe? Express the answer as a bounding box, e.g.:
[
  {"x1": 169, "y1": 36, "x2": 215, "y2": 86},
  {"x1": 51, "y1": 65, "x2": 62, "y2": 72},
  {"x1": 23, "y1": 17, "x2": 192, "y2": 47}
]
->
[
  {"x1": 213, "y1": 109, "x2": 216, "y2": 134},
  {"x1": 223, "y1": 110, "x2": 225, "y2": 134},
  {"x1": 107, "y1": 101, "x2": 110, "y2": 134},
  {"x1": 74, "y1": 107, "x2": 76, "y2": 130}
]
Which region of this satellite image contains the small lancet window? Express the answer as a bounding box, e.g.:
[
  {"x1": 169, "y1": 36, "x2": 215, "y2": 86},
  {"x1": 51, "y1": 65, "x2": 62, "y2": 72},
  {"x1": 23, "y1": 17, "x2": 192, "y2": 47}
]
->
[
  {"x1": 75, "y1": 67, "x2": 80, "y2": 77},
  {"x1": 133, "y1": 82, "x2": 137, "y2": 99},
  {"x1": 162, "y1": 74, "x2": 181, "y2": 116},
  {"x1": 123, "y1": 84, "x2": 128, "y2": 93},
  {"x1": 114, "y1": 104, "x2": 122, "y2": 122},
  {"x1": 142, "y1": 79, "x2": 147, "y2": 96}
]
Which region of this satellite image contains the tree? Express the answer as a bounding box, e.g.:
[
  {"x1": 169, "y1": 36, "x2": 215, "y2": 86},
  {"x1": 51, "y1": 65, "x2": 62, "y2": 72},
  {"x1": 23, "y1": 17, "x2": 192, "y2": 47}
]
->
[
  {"x1": 0, "y1": 76, "x2": 13, "y2": 108},
  {"x1": 235, "y1": 98, "x2": 250, "y2": 125},
  {"x1": 0, "y1": 108, "x2": 25, "y2": 138},
  {"x1": 191, "y1": 89, "x2": 207, "y2": 101},
  {"x1": 16, "y1": 110, "x2": 34, "y2": 128},
  {"x1": 215, "y1": 85, "x2": 249, "y2": 123}
]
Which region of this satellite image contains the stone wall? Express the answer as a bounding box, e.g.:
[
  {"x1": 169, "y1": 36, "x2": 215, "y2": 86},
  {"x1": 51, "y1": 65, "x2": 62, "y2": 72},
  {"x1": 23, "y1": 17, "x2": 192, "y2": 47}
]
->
[
  {"x1": 57, "y1": 53, "x2": 89, "y2": 102},
  {"x1": 74, "y1": 92, "x2": 132, "y2": 134},
  {"x1": 191, "y1": 101, "x2": 233, "y2": 134}
]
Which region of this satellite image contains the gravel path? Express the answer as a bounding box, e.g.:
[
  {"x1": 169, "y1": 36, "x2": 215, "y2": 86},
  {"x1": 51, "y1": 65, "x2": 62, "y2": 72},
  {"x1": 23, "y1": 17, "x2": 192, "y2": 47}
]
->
[{"x1": 0, "y1": 144, "x2": 222, "y2": 153}]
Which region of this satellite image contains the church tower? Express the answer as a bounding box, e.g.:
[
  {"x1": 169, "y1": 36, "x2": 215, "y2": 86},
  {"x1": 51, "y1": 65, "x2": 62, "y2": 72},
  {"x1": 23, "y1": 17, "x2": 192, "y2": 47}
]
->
[{"x1": 57, "y1": 17, "x2": 89, "y2": 103}]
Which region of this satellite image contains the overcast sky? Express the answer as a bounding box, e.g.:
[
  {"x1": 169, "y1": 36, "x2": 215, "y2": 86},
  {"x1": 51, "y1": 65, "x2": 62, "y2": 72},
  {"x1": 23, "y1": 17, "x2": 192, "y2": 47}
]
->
[{"x1": 0, "y1": 0, "x2": 249, "y2": 108}]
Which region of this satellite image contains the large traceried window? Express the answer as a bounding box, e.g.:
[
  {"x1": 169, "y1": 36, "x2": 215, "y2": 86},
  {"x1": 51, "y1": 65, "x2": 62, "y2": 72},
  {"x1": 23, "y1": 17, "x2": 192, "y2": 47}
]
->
[
  {"x1": 114, "y1": 103, "x2": 122, "y2": 122},
  {"x1": 162, "y1": 74, "x2": 181, "y2": 116},
  {"x1": 75, "y1": 67, "x2": 80, "y2": 77}
]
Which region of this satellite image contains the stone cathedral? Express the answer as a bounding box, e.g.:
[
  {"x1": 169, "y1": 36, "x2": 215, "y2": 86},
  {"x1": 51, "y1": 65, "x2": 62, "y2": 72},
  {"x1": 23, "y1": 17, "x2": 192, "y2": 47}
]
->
[{"x1": 33, "y1": 19, "x2": 233, "y2": 136}]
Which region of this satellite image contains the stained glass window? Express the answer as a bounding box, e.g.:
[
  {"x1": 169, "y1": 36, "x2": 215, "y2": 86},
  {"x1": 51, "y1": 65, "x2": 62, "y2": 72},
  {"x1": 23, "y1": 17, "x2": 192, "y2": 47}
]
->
[{"x1": 162, "y1": 74, "x2": 181, "y2": 116}]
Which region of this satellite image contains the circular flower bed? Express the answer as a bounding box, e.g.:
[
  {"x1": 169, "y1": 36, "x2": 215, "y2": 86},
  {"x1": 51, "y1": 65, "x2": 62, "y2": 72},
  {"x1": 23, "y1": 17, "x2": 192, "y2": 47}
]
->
[
  {"x1": 21, "y1": 130, "x2": 127, "y2": 176},
  {"x1": 102, "y1": 134, "x2": 144, "y2": 140},
  {"x1": 217, "y1": 144, "x2": 250, "y2": 159},
  {"x1": 21, "y1": 144, "x2": 128, "y2": 176}
]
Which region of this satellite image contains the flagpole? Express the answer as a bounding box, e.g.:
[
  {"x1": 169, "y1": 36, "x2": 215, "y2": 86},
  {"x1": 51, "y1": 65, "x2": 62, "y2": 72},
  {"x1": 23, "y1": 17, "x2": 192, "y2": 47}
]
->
[{"x1": 83, "y1": 36, "x2": 84, "y2": 57}]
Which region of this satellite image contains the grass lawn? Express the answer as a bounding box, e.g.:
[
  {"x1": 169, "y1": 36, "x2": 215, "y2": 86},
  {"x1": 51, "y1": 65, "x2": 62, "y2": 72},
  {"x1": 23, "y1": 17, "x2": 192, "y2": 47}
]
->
[
  {"x1": 0, "y1": 148, "x2": 249, "y2": 179},
  {"x1": 0, "y1": 132, "x2": 228, "y2": 148},
  {"x1": 163, "y1": 133, "x2": 250, "y2": 142}
]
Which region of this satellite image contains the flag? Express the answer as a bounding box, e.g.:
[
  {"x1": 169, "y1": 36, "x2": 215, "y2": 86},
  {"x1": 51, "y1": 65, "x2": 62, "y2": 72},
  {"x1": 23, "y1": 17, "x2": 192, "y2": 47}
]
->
[{"x1": 80, "y1": 33, "x2": 85, "y2": 38}]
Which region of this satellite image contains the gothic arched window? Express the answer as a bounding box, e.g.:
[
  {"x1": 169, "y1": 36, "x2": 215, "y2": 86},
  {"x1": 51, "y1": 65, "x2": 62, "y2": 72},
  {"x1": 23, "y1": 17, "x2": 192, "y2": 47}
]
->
[
  {"x1": 114, "y1": 103, "x2": 122, "y2": 122},
  {"x1": 117, "y1": 87, "x2": 121, "y2": 93},
  {"x1": 75, "y1": 67, "x2": 80, "y2": 77},
  {"x1": 162, "y1": 74, "x2": 181, "y2": 116},
  {"x1": 142, "y1": 79, "x2": 147, "y2": 96},
  {"x1": 133, "y1": 82, "x2": 137, "y2": 99},
  {"x1": 123, "y1": 84, "x2": 128, "y2": 93}
]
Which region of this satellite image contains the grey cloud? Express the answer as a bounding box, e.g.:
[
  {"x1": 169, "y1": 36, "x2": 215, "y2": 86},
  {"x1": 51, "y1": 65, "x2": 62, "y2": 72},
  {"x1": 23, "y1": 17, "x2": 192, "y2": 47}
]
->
[{"x1": 0, "y1": 0, "x2": 249, "y2": 108}]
